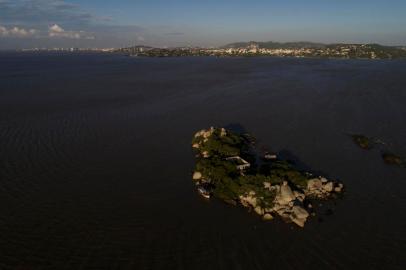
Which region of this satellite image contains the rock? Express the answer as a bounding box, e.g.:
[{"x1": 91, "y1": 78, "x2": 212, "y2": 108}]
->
[
  {"x1": 202, "y1": 151, "x2": 210, "y2": 158},
  {"x1": 273, "y1": 203, "x2": 288, "y2": 215},
  {"x1": 334, "y1": 183, "x2": 344, "y2": 192},
  {"x1": 290, "y1": 206, "x2": 309, "y2": 227},
  {"x1": 194, "y1": 130, "x2": 203, "y2": 138},
  {"x1": 351, "y1": 134, "x2": 372, "y2": 149},
  {"x1": 278, "y1": 181, "x2": 296, "y2": 205},
  {"x1": 239, "y1": 192, "x2": 257, "y2": 208},
  {"x1": 220, "y1": 128, "x2": 227, "y2": 137},
  {"x1": 254, "y1": 206, "x2": 264, "y2": 215},
  {"x1": 323, "y1": 182, "x2": 334, "y2": 192},
  {"x1": 292, "y1": 206, "x2": 309, "y2": 219},
  {"x1": 263, "y1": 213, "x2": 273, "y2": 220},
  {"x1": 307, "y1": 178, "x2": 323, "y2": 191},
  {"x1": 263, "y1": 182, "x2": 272, "y2": 190},
  {"x1": 195, "y1": 128, "x2": 215, "y2": 139},
  {"x1": 192, "y1": 143, "x2": 200, "y2": 148},
  {"x1": 272, "y1": 203, "x2": 283, "y2": 211},
  {"x1": 291, "y1": 217, "x2": 306, "y2": 227},
  {"x1": 192, "y1": 171, "x2": 202, "y2": 180},
  {"x1": 240, "y1": 199, "x2": 249, "y2": 208},
  {"x1": 321, "y1": 177, "x2": 328, "y2": 183},
  {"x1": 293, "y1": 190, "x2": 305, "y2": 202}
]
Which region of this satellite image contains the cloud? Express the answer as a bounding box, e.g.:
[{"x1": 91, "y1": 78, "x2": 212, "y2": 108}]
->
[
  {"x1": 136, "y1": 35, "x2": 145, "y2": 42},
  {"x1": 0, "y1": 0, "x2": 95, "y2": 27},
  {"x1": 0, "y1": 1, "x2": 168, "y2": 48},
  {"x1": 165, "y1": 32, "x2": 185, "y2": 36},
  {"x1": 0, "y1": 25, "x2": 37, "y2": 37},
  {"x1": 48, "y1": 24, "x2": 94, "y2": 39}
]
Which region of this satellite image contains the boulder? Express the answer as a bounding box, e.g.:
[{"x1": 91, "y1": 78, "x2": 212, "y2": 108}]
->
[
  {"x1": 293, "y1": 190, "x2": 305, "y2": 202},
  {"x1": 334, "y1": 183, "x2": 344, "y2": 192},
  {"x1": 263, "y1": 213, "x2": 274, "y2": 220},
  {"x1": 254, "y1": 206, "x2": 264, "y2": 215},
  {"x1": 292, "y1": 206, "x2": 309, "y2": 219},
  {"x1": 239, "y1": 193, "x2": 257, "y2": 208},
  {"x1": 278, "y1": 182, "x2": 296, "y2": 205},
  {"x1": 192, "y1": 143, "x2": 200, "y2": 148},
  {"x1": 220, "y1": 128, "x2": 227, "y2": 137},
  {"x1": 194, "y1": 129, "x2": 206, "y2": 138},
  {"x1": 290, "y1": 206, "x2": 309, "y2": 227},
  {"x1": 192, "y1": 171, "x2": 202, "y2": 180},
  {"x1": 323, "y1": 182, "x2": 334, "y2": 192},
  {"x1": 307, "y1": 178, "x2": 323, "y2": 191},
  {"x1": 263, "y1": 182, "x2": 272, "y2": 190},
  {"x1": 202, "y1": 151, "x2": 210, "y2": 158},
  {"x1": 273, "y1": 203, "x2": 290, "y2": 216},
  {"x1": 291, "y1": 217, "x2": 306, "y2": 227}
]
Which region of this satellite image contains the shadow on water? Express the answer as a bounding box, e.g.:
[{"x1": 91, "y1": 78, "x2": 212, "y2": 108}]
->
[
  {"x1": 277, "y1": 149, "x2": 331, "y2": 178},
  {"x1": 224, "y1": 123, "x2": 332, "y2": 178},
  {"x1": 223, "y1": 123, "x2": 248, "y2": 134}
]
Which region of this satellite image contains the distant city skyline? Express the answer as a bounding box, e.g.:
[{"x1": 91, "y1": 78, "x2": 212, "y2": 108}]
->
[{"x1": 1, "y1": 0, "x2": 406, "y2": 49}]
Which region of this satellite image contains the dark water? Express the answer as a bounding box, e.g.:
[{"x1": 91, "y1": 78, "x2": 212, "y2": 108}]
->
[{"x1": 0, "y1": 53, "x2": 405, "y2": 270}]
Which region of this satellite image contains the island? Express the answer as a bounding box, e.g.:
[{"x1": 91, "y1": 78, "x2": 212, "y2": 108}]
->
[{"x1": 191, "y1": 127, "x2": 344, "y2": 227}]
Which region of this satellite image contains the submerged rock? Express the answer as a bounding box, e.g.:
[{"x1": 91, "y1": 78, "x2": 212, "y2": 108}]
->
[
  {"x1": 351, "y1": 134, "x2": 372, "y2": 150},
  {"x1": 382, "y1": 152, "x2": 405, "y2": 167}
]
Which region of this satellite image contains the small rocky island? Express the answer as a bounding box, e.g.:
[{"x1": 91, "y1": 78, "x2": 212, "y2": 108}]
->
[
  {"x1": 191, "y1": 127, "x2": 344, "y2": 227},
  {"x1": 350, "y1": 134, "x2": 406, "y2": 168}
]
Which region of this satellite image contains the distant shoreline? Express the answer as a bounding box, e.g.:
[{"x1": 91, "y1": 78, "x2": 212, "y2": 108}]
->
[
  {"x1": 117, "y1": 42, "x2": 406, "y2": 60},
  {"x1": 3, "y1": 49, "x2": 406, "y2": 61}
]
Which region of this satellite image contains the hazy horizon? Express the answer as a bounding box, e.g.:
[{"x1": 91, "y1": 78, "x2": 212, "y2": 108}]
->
[{"x1": 1, "y1": 0, "x2": 406, "y2": 49}]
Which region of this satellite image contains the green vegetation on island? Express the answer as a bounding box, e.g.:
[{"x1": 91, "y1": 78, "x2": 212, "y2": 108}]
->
[{"x1": 191, "y1": 127, "x2": 344, "y2": 227}]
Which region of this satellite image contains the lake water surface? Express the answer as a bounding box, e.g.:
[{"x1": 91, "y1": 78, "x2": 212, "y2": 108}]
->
[{"x1": 0, "y1": 53, "x2": 405, "y2": 269}]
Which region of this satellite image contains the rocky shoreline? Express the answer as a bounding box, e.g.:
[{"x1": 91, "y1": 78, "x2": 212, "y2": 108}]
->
[{"x1": 192, "y1": 127, "x2": 344, "y2": 227}]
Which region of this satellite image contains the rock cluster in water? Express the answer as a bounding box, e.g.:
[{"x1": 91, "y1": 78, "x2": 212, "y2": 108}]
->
[
  {"x1": 191, "y1": 127, "x2": 344, "y2": 227},
  {"x1": 350, "y1": 133, "x2": 406, "y2": 168}
]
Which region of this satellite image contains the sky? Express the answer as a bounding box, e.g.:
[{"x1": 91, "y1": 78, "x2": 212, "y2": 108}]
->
[{"x1": 1, "y1": 0, "x2": 406, "y2": 49}]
